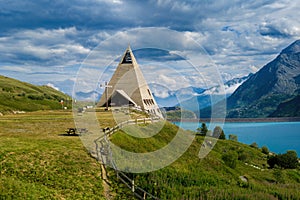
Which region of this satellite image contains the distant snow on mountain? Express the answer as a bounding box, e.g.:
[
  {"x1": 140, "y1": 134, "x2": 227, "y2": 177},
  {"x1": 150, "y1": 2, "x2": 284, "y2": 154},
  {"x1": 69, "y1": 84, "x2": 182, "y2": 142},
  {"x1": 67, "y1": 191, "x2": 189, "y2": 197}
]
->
[
  {"x1": 203, "y1": 73, "x2": 252, "y2": 96},
  {"x1": 151, "y1": 73, "x2": 251, "y2": 108}
]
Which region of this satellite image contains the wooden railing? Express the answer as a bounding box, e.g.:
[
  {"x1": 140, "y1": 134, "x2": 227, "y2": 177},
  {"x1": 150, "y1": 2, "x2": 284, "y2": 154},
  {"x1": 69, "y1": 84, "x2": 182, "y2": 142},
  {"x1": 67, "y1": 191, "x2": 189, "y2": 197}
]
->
[{"x1": 94, "y1": 117, "x2": 161, "y2": 200}]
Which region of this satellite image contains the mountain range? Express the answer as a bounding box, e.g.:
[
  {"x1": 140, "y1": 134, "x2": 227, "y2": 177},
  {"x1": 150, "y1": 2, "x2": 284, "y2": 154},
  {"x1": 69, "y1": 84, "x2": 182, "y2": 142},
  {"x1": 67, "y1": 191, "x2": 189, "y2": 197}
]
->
[
  {"x1": 225, "y1": 40, "x2": 300, "y2": 118},
  {"x1": 152, "y1": 73, "x2": 251, "y2": 110}
]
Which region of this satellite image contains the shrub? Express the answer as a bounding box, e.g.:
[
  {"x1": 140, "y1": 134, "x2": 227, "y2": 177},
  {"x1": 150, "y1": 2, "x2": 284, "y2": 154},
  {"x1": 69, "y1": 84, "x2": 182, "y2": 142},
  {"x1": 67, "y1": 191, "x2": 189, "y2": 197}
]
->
[
  {"x1": 27, "y1": 94, "x2": 44, "y2": 100},
  {"x1": 268, "y1": 155, "x2": 279, "y2": 168},
  {"x1": 268, "y1": 150, "x2": 299, "y2": 169},
  {"x1": 250, "y1": 142, "x2": 258, "y2": 148},
  {"x1": 222, "y1": 151, "x2": 238, "y2": 169},
  {"x1": 238, "y1": 151, "x2": 248, "y2": 162},
  {"x1": 262, "y1": 146, "x2": 269, "y2": 154},
  {"x1": 229, "y1": 134, "x2": 238, "y2": 141}
]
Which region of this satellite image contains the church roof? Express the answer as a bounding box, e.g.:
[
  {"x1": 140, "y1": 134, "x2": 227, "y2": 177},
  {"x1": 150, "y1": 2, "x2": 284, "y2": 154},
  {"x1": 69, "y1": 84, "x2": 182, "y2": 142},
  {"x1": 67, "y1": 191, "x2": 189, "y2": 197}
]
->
[
  {"x1": 98, "y1": 46, "x2": 163, "y2": 118},
  {"x1": 114, "y1": 90, "x2": 137, "y2": 106}
]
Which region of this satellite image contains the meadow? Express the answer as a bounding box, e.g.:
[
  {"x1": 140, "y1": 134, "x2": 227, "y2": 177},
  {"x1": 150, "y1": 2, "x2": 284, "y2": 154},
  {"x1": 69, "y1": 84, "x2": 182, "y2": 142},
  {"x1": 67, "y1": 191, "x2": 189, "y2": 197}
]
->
[
  {"x1": 0, "y1": 110, "x2": 104, "y2": 199},
  {"x1": 1, "y1": 109, "x2": 300, "y2": 200}
]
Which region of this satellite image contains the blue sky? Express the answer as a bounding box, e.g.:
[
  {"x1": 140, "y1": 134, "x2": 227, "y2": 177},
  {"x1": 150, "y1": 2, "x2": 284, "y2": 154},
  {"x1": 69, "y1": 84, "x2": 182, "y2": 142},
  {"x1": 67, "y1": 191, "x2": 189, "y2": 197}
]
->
[{"x1": 0, "y1": 0, "x2": 299, "y2": 95}]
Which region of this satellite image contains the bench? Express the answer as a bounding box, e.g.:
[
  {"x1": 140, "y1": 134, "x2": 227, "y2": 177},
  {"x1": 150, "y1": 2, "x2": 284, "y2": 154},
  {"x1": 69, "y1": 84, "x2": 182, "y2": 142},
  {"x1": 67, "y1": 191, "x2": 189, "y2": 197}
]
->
[{"x1": 66, "y1": 128, "x2": 88, "y2": 135}]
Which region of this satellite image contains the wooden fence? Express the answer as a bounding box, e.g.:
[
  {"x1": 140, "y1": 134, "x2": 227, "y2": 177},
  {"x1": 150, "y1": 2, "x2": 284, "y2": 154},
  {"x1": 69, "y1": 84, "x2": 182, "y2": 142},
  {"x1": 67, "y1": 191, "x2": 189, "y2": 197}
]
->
[{"x1": 94, "y1": 117, "x2": 161, "y2": 200}]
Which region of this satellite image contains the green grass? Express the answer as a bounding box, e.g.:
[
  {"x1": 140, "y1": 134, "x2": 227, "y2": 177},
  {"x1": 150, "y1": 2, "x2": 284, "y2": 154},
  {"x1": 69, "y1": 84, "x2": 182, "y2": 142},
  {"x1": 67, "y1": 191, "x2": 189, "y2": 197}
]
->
[
  {"x1": 0, "y1": 111, "x2": 104, "y2": 199},
  {"x1": 1, "y1": 108, "x2": 300, "y2": 199},
  {"x1": 109, "y1": 122, "x2": 300, "y2": 200},
  {"x1": 0, "y1": 75, "x2": 71, "y2": 113}
]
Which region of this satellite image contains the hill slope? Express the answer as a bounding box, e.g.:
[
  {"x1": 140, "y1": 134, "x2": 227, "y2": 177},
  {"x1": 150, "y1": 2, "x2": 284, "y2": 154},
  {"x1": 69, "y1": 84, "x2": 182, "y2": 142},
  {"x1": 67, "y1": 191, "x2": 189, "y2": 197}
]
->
[
  {"x1": 270, "y1": 94, "x2": 300, "y2": 117},
  {"x1": 109, "y1": 122, "x2": 300, "y2": 199},
  {"x1": 0, "y1": 75, "x2": 71, "y2": 113},
  {"x1": 226, "y1": 40, "x2": 300, "y2": 118}
]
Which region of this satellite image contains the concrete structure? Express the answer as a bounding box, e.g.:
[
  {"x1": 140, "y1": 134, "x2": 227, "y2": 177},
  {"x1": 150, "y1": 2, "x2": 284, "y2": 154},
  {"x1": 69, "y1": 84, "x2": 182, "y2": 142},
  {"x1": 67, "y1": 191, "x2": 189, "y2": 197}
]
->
[{"x1": 98, "y1": 46, "x2": 163, "y2": 118}]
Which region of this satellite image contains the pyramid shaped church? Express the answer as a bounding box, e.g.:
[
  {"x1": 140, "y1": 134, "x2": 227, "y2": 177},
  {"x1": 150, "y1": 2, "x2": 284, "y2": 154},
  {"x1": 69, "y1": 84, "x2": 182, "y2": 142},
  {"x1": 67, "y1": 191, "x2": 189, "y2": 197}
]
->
[{"x1": 98, "y1": 46, "x2": 163, "y2": 118}]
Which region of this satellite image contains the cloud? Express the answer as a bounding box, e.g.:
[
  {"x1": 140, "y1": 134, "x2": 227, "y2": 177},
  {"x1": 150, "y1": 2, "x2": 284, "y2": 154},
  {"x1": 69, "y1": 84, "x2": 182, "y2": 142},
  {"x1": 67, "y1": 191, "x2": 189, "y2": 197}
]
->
[
  {"x1": 46, "y1": 83, "x2": 60, "y2": 91},
  {"x1": 133, "y1": 48, "x2": 185, "y2": 62},
  {"x1": 0, "y1": 27, "x2": 91, "y2": 67},
  {"x1": 0, "y1": 0, "x2": 299, "y2": 95}
]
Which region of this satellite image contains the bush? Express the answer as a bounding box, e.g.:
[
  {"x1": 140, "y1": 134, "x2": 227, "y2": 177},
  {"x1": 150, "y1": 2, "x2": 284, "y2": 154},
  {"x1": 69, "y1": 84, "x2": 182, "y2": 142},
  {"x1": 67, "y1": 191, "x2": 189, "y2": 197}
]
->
[
  {"x1": 250, "y1": 142, "x2": 258, "y2": 148},
  {"x1": 262, "y1": 146, "x2": 269, "y2": 154},
  {"x1": 268, "y1": 155, "x2": 279, "y2": 168},
  {"x1": 238, "y1": 151, "x2": 248, "y2": 162},
  {"x1": 268, "y1": 150, "x2": 299, "y2": 169},
  {"x1": 222, "y1": 151, "x2": 238, "y2": 169},
  {"x1": 229, "y1": 134, "x2": 238, "y2": 141},
  {"x1": 27, "y1": 94, "x2": 44, "y2": 100}
]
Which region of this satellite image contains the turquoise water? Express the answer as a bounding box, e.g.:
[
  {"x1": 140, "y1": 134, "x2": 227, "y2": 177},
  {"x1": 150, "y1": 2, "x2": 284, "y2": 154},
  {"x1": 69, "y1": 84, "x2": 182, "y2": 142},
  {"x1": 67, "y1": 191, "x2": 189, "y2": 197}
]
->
[{"x1": 173, "y1": 121, "x2": 300, "y2": 155}]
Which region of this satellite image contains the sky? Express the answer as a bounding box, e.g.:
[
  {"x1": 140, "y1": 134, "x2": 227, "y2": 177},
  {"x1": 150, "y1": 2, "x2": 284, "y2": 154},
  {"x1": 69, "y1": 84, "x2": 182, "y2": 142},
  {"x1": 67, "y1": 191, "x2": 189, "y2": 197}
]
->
[{"x1": 0, "y1": 0, "x2": 300, "y2": 97}]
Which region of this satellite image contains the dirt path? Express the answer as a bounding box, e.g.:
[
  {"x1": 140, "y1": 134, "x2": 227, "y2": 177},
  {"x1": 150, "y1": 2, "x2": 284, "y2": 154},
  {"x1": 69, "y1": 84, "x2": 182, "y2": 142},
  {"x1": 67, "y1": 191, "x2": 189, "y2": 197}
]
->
[{"x1": 101, "y1": 164, "x2": 113, "y2": 199}]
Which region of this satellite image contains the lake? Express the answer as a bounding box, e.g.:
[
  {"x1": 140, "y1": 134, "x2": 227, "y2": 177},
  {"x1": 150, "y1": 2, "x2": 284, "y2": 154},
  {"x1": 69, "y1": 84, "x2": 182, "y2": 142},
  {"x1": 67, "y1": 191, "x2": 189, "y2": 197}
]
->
[{"x1": 173, "y1": 121, "x2": 300, "y2": 155}]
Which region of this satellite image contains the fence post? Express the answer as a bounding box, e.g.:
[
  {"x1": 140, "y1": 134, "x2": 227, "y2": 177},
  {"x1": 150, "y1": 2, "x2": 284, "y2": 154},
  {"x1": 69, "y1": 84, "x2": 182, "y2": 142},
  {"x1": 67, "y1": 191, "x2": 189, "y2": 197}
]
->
[{"x1": 132, "y1": 179, "x2": 135, "y2": 193}]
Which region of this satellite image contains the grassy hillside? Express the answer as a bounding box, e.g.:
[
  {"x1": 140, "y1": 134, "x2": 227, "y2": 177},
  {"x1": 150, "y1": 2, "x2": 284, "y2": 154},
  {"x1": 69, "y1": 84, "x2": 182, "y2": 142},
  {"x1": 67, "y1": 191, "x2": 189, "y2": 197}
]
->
[
  {"x1": 110, "y1": 122, "x2": 300, "y2": 199},
  {"x1": 1, "y1": 108, "x2": 299, "y2": 199},
  {"x1": 0, "y1": 111, "x2": 104, "y2": 199},
  {"x1": 0, "y1": 75, "x2": 71, "y2": 113}
]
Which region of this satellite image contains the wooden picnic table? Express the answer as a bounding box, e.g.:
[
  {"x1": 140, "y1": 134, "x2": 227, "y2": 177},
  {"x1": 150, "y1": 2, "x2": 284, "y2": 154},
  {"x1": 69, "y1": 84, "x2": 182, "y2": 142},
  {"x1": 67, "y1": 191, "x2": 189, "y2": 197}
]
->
[{"x1": 66, "y1": 128, "x2": 88, "y2": 135}]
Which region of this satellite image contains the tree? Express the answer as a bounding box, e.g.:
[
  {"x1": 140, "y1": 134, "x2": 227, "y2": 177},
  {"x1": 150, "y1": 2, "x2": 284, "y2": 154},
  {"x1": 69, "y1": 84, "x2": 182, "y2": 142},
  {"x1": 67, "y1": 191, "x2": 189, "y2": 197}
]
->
[
  {"x1": 267, "y1": 150, "x2": 299, "y2": 169},
  {"x1": 213, "y1": 126, "x2": 225, "y2": 139},
  {"x1": 229, "y1": 134, "x2": 238, "y2": 141},
  {"x1": 278, "y1": 150, "x2": 298, "y2": 169},
  {"x1": 197, "y1": 123, "x2": 208, "y2": 136},
  {"x1": 267, "y1": 155, "x2": 279, "y2": 168},
  {"x1": 261, "y1": 146, "x2": 269, "y2": 155}
]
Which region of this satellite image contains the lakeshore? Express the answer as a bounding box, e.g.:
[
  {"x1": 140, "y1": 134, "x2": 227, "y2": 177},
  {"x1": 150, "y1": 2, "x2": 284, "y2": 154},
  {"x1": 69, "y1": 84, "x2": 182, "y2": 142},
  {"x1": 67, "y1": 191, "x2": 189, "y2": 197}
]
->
[
  {"x1": 168, "y1": 117, "x2": 300, "y2": 123},
  {"x1": 173, "y1": 120, "x2": 300, "y2": 155}
]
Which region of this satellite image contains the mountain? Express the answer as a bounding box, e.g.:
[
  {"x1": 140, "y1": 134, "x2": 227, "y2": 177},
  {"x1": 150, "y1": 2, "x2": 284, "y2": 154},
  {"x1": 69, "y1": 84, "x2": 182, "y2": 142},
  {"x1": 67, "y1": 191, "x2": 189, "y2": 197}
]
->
[
  {"x1": 152, "y1": 74, "x2": 251, "y2": 109},
  {"x1": 0, "y1": 75, "x2": 71, "y2": 114},
  {"x1": 169, "y1": 74, "x2": 251, "y2": 114},
  {"x1": 226, "y1": 40, "x2": 300, "y2": 118},
  {"x1": 270, "y1": 94, "x2": 300, "y2": 117},
  {"x1": 152, "y1": 85, "x2": 206, "y2": 107}
]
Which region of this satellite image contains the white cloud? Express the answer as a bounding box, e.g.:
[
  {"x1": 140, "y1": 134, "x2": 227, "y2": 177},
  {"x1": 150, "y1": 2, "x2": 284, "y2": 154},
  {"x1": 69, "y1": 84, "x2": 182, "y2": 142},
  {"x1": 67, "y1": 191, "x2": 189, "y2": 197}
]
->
[
  {"x1": 46, "y1": 83, "x2": 60, "y2": 91},
  {"x1": 0, "y1": 66, "x2": 28, "y2": 73},
  {"x1": 0, "y1": 0, "x2": 299, "y2": 96},
  {"x1": 0, "y1": 27, "x2": 91, "y2": 66}
]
